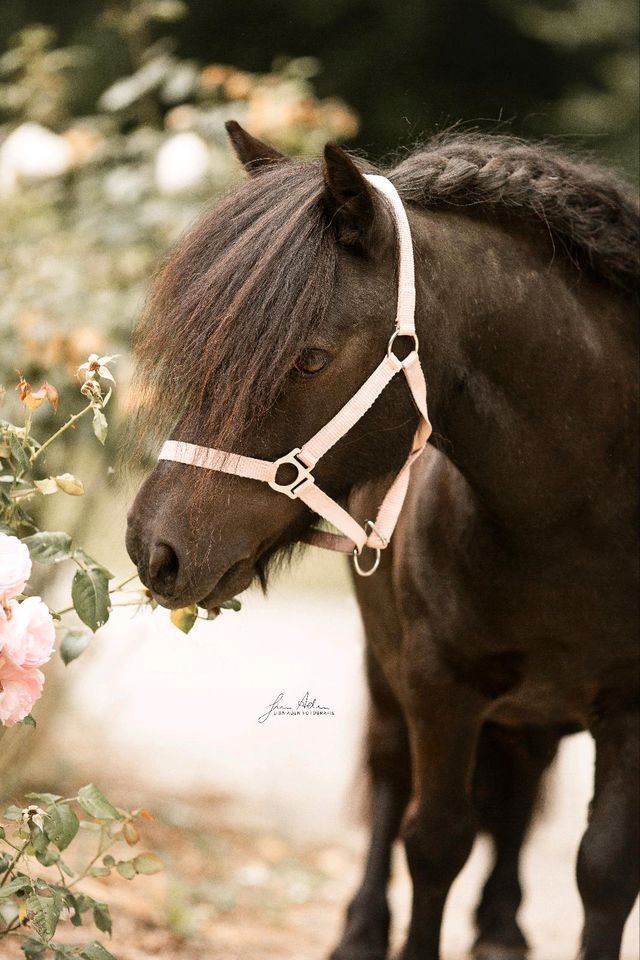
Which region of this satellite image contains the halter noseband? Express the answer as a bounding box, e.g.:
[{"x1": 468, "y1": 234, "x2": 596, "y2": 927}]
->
[{"x1": 159, "y1": 175, "x2": 432, "y2": 576}]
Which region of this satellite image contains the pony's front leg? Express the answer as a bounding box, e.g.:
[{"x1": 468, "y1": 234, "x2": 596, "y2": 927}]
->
[
  {"x1": 577, "y1": 709, "x2": 639, "y2": 960},
  {"x1": 330, "y1": 647, "x2": 412, "y2": 960},
  {"x1": 398, "y1": 651, "x2": 486, "y2": 960}
]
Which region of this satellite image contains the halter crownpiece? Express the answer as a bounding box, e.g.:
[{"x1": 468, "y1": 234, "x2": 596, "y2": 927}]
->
[{"x1": 159, "y1": 174, "x2": 432, "y2": 576}]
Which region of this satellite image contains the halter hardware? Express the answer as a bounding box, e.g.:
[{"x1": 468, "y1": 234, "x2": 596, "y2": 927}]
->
[
  {"x1": 158, "y1": 175, "x2": 432, "y2": 576},
  {"x1": 352, "y1": 520, "x2": 388, "y2": 576},
  {"x1": 387, "y1": 330, "x2": 420, "y2": 360},
  {"x1": 268, "y1": 448, "x2": 314, "y2": 499}
]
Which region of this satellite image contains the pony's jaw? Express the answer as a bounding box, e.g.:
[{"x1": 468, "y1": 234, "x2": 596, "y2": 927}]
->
[{"x1": 196, "y1": 557, "x2": 256, "y2": 610}]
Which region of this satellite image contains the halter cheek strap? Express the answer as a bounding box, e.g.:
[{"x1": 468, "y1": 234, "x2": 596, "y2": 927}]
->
[{"x1": 159, "y1": 174, "x2": 432, "y2": 576}]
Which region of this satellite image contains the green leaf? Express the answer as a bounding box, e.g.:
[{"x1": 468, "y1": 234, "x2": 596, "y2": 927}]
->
[
  {"x1": 46, "y1": 803, "x2": 79, "y2": 851},
  {"x1": 36, "y1": 850, "x2": 59, "y2": 867},
  {"x1": 89, "y1": 866, "x2": 110, "y2": 877},
  {"x1": 76, "y1": 785, "x2": 120, "y2": 821},
  {"x1": 92, "y1": 408, "x2": 108, "y2": 445},
  {"x1": 25, "y1": 892, "x2": 62, "y2": 943},
  {"x1": 92, "y1": 901, "x2": 112, "y2": 935},
  {"x1": 59, "y1": 628, "x2": 92, "y2": 666},
  {"x1": 53, "y1": 946, "x2": 78, "y2": 960},
  {"x1": 72, "y1": 568, "x2": 110, "y2": 632},
  {"x1": 29, "y1": 826, "x2": 49, "y2": 856},
  {"x1": 170, "y1": 604, "x2": 197, "y2": 634},
  {"x1": 132, "y1": 852, "x2": 163, "y2": 875},
  {"x1": 4, "y1": 804, "x2": 22, "y2": 820},
  {"x1": 68, "y1": 892, "x2": 84, "y2": 925},
  {"x1": 22, "y1": 938, "x2": 47, "y2": 960},
  {"x1": 72, "y1": 549, "x2": 113, "y2": 579},
  {"x1": 220, "y1": 598, "x2": 242, "y2": 612},
  {"x1": 73, "y1": 894, "x2": 93, "y2": 914},
  {"x1": 9, "y1": 432, "x2": 30, "y2": 473},
  {"x1": 23, "y1": 531, "x2": 73, "y2": 564},
  {"x1": 25, "y1": 792, "x2": 62, "y2": 805},
  {"x1": 19, "y1": 713, "x2": 37, "y2": 727},
  {"x1": 80, "y1": 942, "x2": 117, "y2": 960},
  {"x1": 0, "y1": 875, "x2": 32, "y2": 897},
  {"x1": 115, "y1": 860, "x2": 136, "y2": 880}
]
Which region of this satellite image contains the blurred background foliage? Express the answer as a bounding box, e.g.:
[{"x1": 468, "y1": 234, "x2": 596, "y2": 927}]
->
[{"x1": 1, "y1": 0, "x2": 638, "y2": 176}]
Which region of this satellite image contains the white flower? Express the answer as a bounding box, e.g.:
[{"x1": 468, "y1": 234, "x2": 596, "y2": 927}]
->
[
  {"x1": 77, "y1": 354, "x2": 117, "y2": 385},
  {"x1": 21, "y1": 805, "x2": 46, "y2": 831}
]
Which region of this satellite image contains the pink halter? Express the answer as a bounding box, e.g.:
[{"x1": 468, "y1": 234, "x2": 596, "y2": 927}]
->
[{"x1": 159, "y1": 175, "x2": 432, "y2": 576}]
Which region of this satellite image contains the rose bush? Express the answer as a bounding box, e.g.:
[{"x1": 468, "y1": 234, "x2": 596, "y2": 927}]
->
[
  {"x1": 0, "y1": 367, "x2": 168, "y2": 955},
  {"x1": 0, "y1": 785, "x2": 162, "y2": 959}
]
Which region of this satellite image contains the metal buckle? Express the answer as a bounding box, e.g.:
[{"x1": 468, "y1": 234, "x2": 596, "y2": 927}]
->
[
  {"x1": 352, "y1": 520, "x2": 387, "y2": 577},
  {"x1": 387, "y1": 330, "x2": 419, "y2": 360},
  {"x1": 268, "y1": 448, "x2": 314, "y2": 499}
]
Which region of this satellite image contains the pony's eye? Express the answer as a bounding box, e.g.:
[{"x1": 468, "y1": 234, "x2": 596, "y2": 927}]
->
[{"x1": 293, "y1": 349, "x2": 329, "y2": 377}]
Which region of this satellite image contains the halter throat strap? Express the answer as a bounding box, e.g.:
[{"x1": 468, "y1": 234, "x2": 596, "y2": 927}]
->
[{"x1": 159, "y1": 174, "x2": 431, "y2": 576}]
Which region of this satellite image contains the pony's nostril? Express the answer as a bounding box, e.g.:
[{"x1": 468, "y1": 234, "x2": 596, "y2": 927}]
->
[{"x1": 148, "y1": 542, "x2": 180, "y2": 596}]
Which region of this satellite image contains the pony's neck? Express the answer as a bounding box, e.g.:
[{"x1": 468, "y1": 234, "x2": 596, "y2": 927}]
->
[{"x1": 411, "y1": 206, "x2": 636, "y2": 534}]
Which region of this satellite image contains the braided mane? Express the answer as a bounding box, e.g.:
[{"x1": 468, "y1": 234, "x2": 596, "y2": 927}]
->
[{"x1": 389, "y1": 134, "x2": 639, "y2": 294}]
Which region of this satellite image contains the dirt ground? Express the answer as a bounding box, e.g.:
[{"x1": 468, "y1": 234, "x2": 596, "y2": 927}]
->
[
  {"x1": 1, "y1": 777, "x2": 638, "y2": 960},
  {"x1": 0, "y1": 787, "x2": 364, "y2": 960}
]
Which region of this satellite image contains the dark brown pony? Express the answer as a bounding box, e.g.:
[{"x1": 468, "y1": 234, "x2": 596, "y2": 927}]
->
[{"x1": 126, "y1": 123, "x2": 639, "y2": 960}]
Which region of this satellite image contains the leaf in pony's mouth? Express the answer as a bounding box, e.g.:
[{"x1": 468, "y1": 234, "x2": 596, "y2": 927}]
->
[
  {"x1": 170, "y1": 598, "x2": 242, "y2": 634},
  {"x1": 202, "y1": 597, "x2": 243, "y2": 620}
]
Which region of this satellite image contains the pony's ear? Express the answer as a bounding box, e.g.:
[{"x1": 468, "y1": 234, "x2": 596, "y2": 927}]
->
[
  {"x1": 225, "y1": 120, "x2": 287, "y2": 175},
  {"x1": 323, "y1": 143, "x2": 377, "y2": 255}
]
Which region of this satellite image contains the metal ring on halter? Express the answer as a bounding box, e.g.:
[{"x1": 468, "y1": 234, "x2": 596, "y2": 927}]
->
[
  {"x1": 387, "y1": 330, "x2": 419, "y2": 360},
  {"x1": 352, "y1": 520, "x2": 387, "y2": 577}
]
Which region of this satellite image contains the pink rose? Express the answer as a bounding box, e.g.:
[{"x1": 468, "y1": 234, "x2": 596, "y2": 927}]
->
[
  {"x1": 0, "y1": 533, "x2": 32, "y2": 602},
  {"x1": 0, "y1": 660, "x2": 44, "y2": 726},
  {"x1": 0, "y1": 597, "x2": 55, "y2": 669}
]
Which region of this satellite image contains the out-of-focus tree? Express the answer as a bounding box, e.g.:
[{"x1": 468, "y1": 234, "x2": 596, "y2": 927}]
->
[
  {"x1": 497, "y1": 0, "x2": 639, "y2": 179},
  {"x1": 0, "y1": 23, "x2": 85, "y2": 129},
  {"x1": 4, "y1": 0, "x2": 635, "y2": 171}
]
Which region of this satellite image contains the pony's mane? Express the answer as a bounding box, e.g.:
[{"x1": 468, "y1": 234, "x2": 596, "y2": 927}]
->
[
  {"x1": 388, "y1": 132, "x2": 639, "y2": 293},
  {"x1": 130, "y1": 133, "x2": 639, "y2": 460}
]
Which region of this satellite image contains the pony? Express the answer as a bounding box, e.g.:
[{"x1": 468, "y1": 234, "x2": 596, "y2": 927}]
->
[{"x1": 126, "y1": 121, "x2": 639, "y2": 960}]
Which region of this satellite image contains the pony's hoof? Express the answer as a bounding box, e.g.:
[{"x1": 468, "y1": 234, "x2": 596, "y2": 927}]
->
[{"x1": 473, "y1": 944, "x2": 527, "y2": 960}]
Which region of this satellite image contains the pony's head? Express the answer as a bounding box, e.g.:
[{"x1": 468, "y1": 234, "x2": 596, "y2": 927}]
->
[{"x1": 125, "y1": 123, "x2": 419, "y2": 609}]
